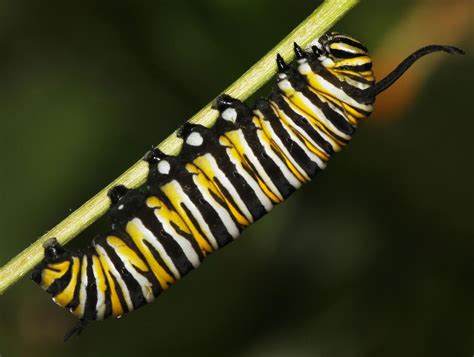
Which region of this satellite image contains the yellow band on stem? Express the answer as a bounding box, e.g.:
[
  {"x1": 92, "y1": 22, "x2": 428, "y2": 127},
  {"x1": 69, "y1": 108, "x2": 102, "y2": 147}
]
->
[{"x1": 0, "y1": 0, "x2": 359, "y2": 295}]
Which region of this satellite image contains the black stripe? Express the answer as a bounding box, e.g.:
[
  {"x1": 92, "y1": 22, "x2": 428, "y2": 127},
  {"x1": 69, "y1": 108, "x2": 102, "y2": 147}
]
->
[
  {"x1": 64, "y1": 255, "x2": 83, "y2": 311},
  {"x1": 323, "y1": 64, "x2": 370, "y2": 104},
  {"x1": 168, "y1": 218, "x2": 205, "y2": 262},
  {"x1": 343, "y1": 71, "x2": 374, "y2": 84},
  {"x1": 329, "y1": 49, "x2": 361, "y2": 59},
  {"x1": 180, "y1": 126, "x2": 267, "y2": 221},
  {"x1": 210, "y1": 147, "x2": 268, "y2": 221},
  {"x1": 215, "y1": 101, "x2": 297, "y2": 199},
  {"x1": 113, "y1": 229, "x2": 161, "y2": 300},
  {"x1": 102, "y1": 265, "x2": 113, "y2": 319},
  {"x1": 256, "y1": 98, "x2": 320, "y2": 178},
  {"x1": 98, "y1": 234, "x2": 147, "y2": 311},
  {"x1": 278, "y1": 67, "x2": 354, "y2": 138},
  {"x1": 147, "y1": 152, "x2": 239, "y2": 246},
  {"x1": 331, "y1": 37, "x2": 368, "y2": 53},
  {"x1": 237, "y1": 126, "x2": 296, "y2": 199},
  {"x1": 336, "y1": 62, "x2": 372, "y2": 72},
  {"x1": 177, "y1": 167, "x2": 238, "y2": 246},
  {"x1": 135, "y1": 207, "x2": 197, "y2": 276},
  {"x1": 109, "y1": 273, "x2": 129, "y2": 315},
  {"x1": 83, "y1": 252, "x2": 98, "y2": 320},
  {"x1": 91, "y1": 237, "x2": 115, "y2": 319},
  {"x1": 142, "y1": 239, "x2": 176, "y2": 287},
  {"x1": 299, "y1": 87, "x2": 355, "y2": 137},
  {"x1": 179, "y1": 202, "x2": 214, "y2": 254},
  {"x1": 210, "y1": 176, "x2": 248, "y2": 221},
  {"x1": 45, "y1": 258, "x2": 73, "y2": 296},
  {"x1": 270, "y1": 94, "x2": 334, "y2": 156}
]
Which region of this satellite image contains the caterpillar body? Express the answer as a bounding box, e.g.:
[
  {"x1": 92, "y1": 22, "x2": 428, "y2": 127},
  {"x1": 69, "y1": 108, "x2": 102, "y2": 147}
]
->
[{"x1": 30, "y1": 32, "x2": 463, "y2": 339}]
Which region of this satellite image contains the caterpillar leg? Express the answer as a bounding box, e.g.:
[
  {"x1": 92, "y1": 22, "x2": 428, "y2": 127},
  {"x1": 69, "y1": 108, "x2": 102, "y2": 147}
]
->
[
  {"x1": 108, "y1": 185, "x2": 131, "y2": 206},
  {"x1": 143, "y1": 145, "x2": 166, "y2": 165}
]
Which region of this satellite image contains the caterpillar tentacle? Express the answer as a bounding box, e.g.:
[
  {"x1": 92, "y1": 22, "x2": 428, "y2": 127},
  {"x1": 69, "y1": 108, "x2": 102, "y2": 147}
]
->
[{"x1": 31, "y1": 32, "x2": 463, "y2": 339}]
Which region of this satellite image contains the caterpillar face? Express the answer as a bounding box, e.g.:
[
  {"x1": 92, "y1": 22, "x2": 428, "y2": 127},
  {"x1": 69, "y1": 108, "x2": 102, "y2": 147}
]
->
[
  {"x1": 31, "y1": 239, "x2": 71, "y2": 291},
  {"x1": 29, "y1": 31, "x2": 463, "y2": 340}
]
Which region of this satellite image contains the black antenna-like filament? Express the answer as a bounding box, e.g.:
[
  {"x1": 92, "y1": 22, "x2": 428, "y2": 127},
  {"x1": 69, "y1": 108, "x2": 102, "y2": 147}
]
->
[{"x1": 370, "y1": 45, "x2": 465, "y2": 97}]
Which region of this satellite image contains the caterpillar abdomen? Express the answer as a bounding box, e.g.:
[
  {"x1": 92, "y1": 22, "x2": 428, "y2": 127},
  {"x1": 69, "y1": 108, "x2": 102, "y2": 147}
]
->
[{"x1": 31, "y1": 32, "x2": 463, "y2": 338}]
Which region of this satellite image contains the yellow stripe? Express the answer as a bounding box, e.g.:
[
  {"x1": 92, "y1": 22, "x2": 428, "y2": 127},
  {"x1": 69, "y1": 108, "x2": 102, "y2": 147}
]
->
[
  {"x1": 92, "y1": 255, "x2": 107, "y2": 317},
  {"x1": 219, "y1": 135, "x2": 281, "y2": 204},
  {"x1": 277, "y1": 89, "x2": 344, "y2": 149},
  {"x1": 146, "y1": 196, "x2": 194, "y2": 238},
  {"x1": 270, "y1": 102, "x2": 330, "y2": 161},
  {"x1": 72, "y1": 257, "x2": 88, "y2": 317},
  {"x1": 192, "y1": 155, "x2": 253, "y2": 227},
  {"x1": 223, "y1": 131, "x2": 282, "y2": 203},
  {"x1": 313, "y1": 91, "x2": 360, "y2": 125},
  {"x1": 53, "y1": 257, "x2": 80, "y2": 307},
  {"x1": 97, "y1": 253, "x2": 124, "y2": 317},
  {"x1": 333, "y1": 56, "x2": 372, "y2": 69},
  {"x1": 186, "y1": 162, "x2": 252, "y2": 225},
  {"x1": 329, "y1": 42, "x2": 366, "y2": 55},
  {"x1": 161, "y1": 182, "x2": 213, "y2": 254},
  {"x1": 40, "y1": 260, "x2": 70, "y2": 290},
  {"x1": 255, "y1": 112, "x2": 308, "y2": 183},
  {"x1": 125, "y1": 221, "x2": 175, "y2": 289},
  {"x1": 106, "y1": 236, "x2": 149, "y2": 272}
]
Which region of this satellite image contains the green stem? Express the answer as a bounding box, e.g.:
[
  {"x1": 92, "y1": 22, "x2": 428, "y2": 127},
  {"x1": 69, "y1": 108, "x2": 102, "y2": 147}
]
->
[{"x1": 0, "y1": 0, "x2": 359, "y2": 295}]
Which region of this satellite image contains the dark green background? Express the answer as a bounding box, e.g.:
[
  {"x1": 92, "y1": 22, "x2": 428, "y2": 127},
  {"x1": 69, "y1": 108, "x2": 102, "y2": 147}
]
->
[{"x1": 0, "y1": 1, "x2": 472, "y2": 356}]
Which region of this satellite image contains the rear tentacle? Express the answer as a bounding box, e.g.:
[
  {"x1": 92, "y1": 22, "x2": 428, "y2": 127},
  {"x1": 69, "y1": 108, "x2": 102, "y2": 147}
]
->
[
  {"x1": 64, "y1": 318, "x2": 88, "y2": 342},
  {"x1": 367, "y1": 45, "x2": 464, "y2": 98}
]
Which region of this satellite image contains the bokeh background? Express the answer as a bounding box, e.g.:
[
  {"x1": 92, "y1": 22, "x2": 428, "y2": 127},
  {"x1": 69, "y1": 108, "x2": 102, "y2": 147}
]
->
[{"x1": 0, "y1": 0, "x2": 472, "y2": 356}]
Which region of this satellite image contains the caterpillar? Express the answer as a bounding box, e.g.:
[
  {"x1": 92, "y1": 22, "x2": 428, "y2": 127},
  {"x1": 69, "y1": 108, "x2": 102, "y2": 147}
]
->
[{"x1": 30, "y1": 32, "x2": 464, "y2": 340}]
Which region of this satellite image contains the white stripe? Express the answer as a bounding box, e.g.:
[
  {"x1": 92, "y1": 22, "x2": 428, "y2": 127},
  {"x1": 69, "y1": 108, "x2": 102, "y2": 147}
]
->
[
  {"x1": 152, "y1": 208, "x2": 202, "y2": 268},
  {"x1": 219, "y1": 137, "x2": 274, "y2": 212},
  {"x1": 106, "y1": 237, "x2": 155, "y2": 303},
  {"x1": 310, "y1": 74, "x2": 373, "y2": 112},
  {"x1": 324, "y1": 99, "x2": 353, "y2": 127},
  {"x1": 200, "y1": 154, "x2": 254, "y2": 222},
  {"x1": 293, "y1": 91, "x2": 351, "y2": 140},
  {"x1": 254, "y1": 124, "x2": 302, "y2": 189},
  {"x1": 168, "y1": 181, "x2": 219, "y2": 249},
  {"x1": 275, "y1": 104, "x2": 331, "y2": 160},
  {"x1": 95, "y1": 244, "x2": 134, "y2": 312},
  {"x1": 276, "y1": 115, "x2": 327, "y2": 170},
  {"x1": 190, "y1": 172, "x2": 241, "y2": 238},
  {"x1": 72, "y1": 256, "x2": 88, "y2": 317},
  {"x1": 344, "y1": 76, "x2": 371, "y2": 90},
  {"x1": 227, "y1": 130, "x2": 283, "y2": 201},
  {"x1": 92, "y1": 256, "x2": 106, "y2": 320},
  {"x1": 258, "y1": 118, "x2": 310, "y2": 181},
  {"x1": 282, "y1": 96, "x2": 341, "y2": 152},
  {"x1": 131, "y1": 218, "x2": 182, "y2": 278}
]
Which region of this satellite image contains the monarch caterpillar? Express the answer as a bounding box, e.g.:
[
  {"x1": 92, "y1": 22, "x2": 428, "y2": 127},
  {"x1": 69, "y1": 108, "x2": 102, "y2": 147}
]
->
[{"x1": 30, "y1": 32, "x2": 464, "y2": 340}]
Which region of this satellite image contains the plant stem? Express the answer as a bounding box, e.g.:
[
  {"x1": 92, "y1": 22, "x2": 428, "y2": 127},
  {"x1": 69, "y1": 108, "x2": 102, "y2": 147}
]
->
[{"x1": 0, "y1": 0, "x2": 359, "y2": 295}]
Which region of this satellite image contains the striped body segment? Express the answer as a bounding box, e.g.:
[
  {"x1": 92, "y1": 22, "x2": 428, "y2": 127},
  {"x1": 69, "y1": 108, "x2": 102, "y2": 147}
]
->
[
  {"x1": 31, "y1": 32, "x2": 463, "y2": 336},
  {"x1": 32, "y1": 32, "x2": 375, "y2": 323}
]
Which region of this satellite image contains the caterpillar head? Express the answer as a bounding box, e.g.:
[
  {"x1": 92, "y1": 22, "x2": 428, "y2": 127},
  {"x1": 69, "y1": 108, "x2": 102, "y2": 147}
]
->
[
  {"x1": 293, "y1": 32, "x2": 376, "y2": 112},
  {"x1": 307, "y1": 32, "x2": 376, "y2": 94},
  {"x1": 31, "y1": 238, "x2": 72, "y2": 292}
]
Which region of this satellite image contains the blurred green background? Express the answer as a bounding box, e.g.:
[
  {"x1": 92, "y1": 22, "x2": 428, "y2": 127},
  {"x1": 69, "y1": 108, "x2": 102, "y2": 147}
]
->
[{"x1": 0, "y1": 0, "x2": 472, "y2": 356}]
